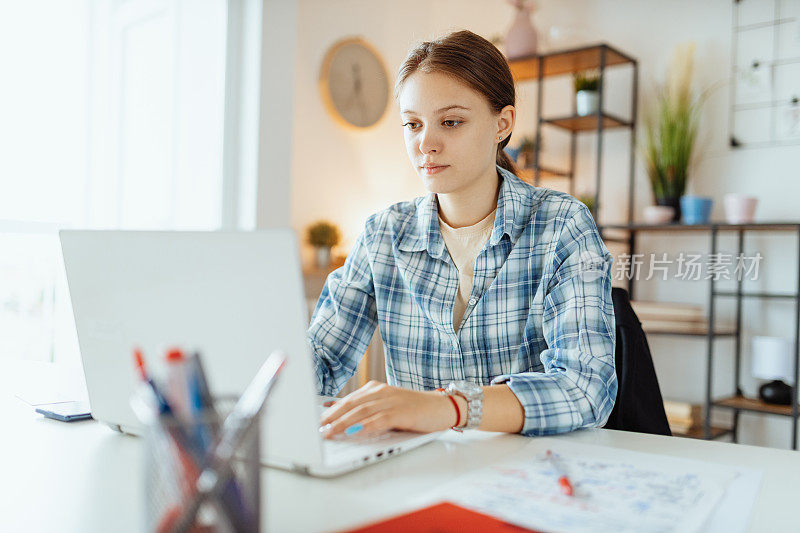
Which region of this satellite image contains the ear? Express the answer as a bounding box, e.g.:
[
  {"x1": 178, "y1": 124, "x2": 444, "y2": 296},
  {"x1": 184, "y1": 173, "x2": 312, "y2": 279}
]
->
[{"x1": 496, "y1": 105, "x2": 516, "y2": 141}]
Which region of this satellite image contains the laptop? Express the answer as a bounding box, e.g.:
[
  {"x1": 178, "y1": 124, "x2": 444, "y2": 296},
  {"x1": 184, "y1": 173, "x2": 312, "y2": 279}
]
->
[{"x1": 59, "y1": 229, "x2": 440, "y2": 477}]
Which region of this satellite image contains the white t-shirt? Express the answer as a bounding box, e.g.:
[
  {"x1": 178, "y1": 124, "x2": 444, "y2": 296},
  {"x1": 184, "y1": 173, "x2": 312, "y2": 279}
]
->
[{"x1": 438, "y1": 208, "x2": 497, "y2": 332}]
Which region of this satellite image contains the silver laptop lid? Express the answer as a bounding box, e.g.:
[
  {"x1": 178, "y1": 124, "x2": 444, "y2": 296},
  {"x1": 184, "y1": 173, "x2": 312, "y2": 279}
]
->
[{"x1": 59, "y1": 229, "x2": 323, "y2": 466}]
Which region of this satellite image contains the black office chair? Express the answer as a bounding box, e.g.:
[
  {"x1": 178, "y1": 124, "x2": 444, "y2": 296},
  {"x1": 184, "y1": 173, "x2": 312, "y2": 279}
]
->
[{"x1": 603, "y1": 287, "x2": 672, "y2": 436}]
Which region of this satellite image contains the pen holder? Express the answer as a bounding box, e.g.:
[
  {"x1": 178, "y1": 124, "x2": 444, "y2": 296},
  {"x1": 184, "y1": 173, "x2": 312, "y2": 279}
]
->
[{"x1": 143, "y1": 397, "x2": 261, "y2": 533}]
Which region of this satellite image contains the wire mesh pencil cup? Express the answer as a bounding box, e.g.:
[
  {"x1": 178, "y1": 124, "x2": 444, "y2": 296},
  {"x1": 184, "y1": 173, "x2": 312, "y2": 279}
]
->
[{"x1": 143, "y1": 397, "x2": 261, "y2": 533}]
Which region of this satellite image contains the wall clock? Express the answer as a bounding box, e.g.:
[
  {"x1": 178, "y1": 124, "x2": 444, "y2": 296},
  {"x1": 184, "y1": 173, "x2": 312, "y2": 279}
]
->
[{"x1": 319, "y1": 37, "x2": 390, "y2": 129}]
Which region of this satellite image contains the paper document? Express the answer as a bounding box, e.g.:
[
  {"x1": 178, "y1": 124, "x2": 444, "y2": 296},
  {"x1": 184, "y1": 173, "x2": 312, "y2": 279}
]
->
[{"x1": 419, "y1": 441, "x2": 746, "y2": 533}]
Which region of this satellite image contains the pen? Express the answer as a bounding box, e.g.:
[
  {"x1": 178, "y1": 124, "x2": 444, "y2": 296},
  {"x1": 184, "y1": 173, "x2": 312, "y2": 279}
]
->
[
  {"x1": 545, "y1": 449, "x2": 574, "y2": 497},
  {"x1": 187, "y1": 352, "x2": 217, "y2": 450},
  {"x1": 165, "y1": 348, "x2": 191, "y2": 421}
]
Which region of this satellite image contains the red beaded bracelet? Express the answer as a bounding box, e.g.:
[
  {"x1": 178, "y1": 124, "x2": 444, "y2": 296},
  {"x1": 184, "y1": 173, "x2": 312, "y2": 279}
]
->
[{"x1": 436, "y1": 387, "x2": 462, "y2": 431}]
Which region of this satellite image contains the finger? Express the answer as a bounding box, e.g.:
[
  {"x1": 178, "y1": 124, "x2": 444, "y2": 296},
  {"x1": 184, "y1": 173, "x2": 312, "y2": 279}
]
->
[
  {"x1": 319, "y1": 382, "x2": 386, "y2": 425},
  {"x1": 324, "y1": 412, "x2": 393, "y2": 440},
  {"x1": 351, "y1": 411, "x2": 393, "y2": 437},
  {"x1": 323, "y1": 400, "x2": 384, "y2": 439},
  {"x1": 319, "y1": 389, "x2": 365, "y2": 425},
  {"x1": 323, "y1": 400, "x2": 381, "y2": 438}
]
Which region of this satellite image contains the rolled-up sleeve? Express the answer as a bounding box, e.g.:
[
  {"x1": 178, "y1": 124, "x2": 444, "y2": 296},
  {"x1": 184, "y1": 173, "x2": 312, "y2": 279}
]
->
[
  {"x1": 490, "y1": 205, "x2": 617, "y2": 436},
  {"x1": 307, "y1": 222, "x2": 378, "y2": 396}
]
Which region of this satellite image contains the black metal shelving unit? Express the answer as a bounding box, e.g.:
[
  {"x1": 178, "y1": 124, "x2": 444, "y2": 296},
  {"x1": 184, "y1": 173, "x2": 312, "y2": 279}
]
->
[
  {"x1": 599, "y1": 221, "x2": 800, "y2": 449},
  {"x1": 507, "y1": 43, "x2": 638, "y2": 224}
]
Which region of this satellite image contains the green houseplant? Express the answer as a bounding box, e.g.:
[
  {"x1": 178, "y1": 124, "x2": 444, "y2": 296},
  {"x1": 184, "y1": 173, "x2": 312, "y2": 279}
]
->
[
  {"x1": 643, "y1": 43, "x2": 705, "y2": 222},
  {"x1": 517, "y1": 136, "x2": 537, "y2": 168},
  {"x1": 577, "y1": 194, "x2": 596, "y2": 217},
  {"x1": 306, "y1": 221, "x2": 341, "y2": 268},
  {"x1": 574, "y1": 69, "x2": 601, "y2": 116}
]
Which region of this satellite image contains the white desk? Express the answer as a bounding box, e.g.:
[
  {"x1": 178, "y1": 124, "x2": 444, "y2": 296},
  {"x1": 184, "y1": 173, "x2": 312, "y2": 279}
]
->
[{"x1": 2, "y1": 364, "x2": 799, "y2": 533}]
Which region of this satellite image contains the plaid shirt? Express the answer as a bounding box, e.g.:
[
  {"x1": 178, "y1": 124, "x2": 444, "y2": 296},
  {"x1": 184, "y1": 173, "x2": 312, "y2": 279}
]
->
[{"x1": 307, "y1": 166, "x2": 617, "y2": 436}]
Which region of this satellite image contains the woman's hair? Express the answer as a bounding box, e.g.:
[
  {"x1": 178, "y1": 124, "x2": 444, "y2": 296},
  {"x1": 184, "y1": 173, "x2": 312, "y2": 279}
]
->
[{"x1": 395, "y1": 30, "x2": 518, "y2": 175}]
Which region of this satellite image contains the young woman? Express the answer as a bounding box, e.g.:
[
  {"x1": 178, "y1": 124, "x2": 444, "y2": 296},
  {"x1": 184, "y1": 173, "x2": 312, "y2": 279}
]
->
[{"x1": 310, "y1": 30, "x2": 616, "y2": 439}]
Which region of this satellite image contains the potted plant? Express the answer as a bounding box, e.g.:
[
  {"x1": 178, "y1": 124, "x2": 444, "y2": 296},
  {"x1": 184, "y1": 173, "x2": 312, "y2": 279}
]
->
[
  {"x1": 642, "y1": 42, "x2": 706, "y2": 222},
  {"x1": 306, "y1": 221, "x2": 341, "y2": 268},
  {"x1": 517, "y1": 136, "x2": 537, "y2": 168},
  {"x1": 577, "y1": 194, "x2": 596, "y2": 217},
  {"x1": 574, "y1": 70, "x2": 601, "y2": 116}
]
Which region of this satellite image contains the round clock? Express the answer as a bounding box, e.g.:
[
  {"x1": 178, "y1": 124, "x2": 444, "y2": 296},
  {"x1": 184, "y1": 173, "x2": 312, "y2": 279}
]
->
[{"x1": 319, "y1": 37, "x2": 390, "y2": 129}]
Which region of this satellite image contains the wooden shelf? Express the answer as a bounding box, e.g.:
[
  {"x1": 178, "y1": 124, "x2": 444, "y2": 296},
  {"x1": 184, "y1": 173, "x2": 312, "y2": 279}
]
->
[
  {"x1": 672, "y1": 426, "x2": 733, "y2": 440},
  {"x1": 508, "y1": 43, "x2": 635, "y2": 81},
  {"x1": 713, "y1": 395, "x2": 800, "y2": 417},
  {"x1": 517, "y1": 165, "x2": 570, "y2": 181},
  {"x1": 714, "y1": 291, "x2": 798, "y2": 300},
  {"x1": 541, "y1": 112, "x2": 632, "y2": 132},
  {"x1": 600, "y1": 221, "x2": 800, "y2": 232}
]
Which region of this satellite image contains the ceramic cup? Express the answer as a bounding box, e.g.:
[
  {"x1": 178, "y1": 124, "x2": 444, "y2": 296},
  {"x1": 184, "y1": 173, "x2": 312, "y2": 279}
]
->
[
  {"x1": 680, "y1": 196, "x2": 713, "y2": 225},
  {"x1": 723, "y1": 193, "x2": 758, "y2": 224},
  {"x1": 642, "y1": 205, "x2": 675, "y2": 225}
]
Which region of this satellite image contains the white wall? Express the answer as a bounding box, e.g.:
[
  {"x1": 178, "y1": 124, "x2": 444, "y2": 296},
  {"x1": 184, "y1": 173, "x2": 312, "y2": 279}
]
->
[{"x1": 290, "y1": 0, "x2": 800, "y2": 449}]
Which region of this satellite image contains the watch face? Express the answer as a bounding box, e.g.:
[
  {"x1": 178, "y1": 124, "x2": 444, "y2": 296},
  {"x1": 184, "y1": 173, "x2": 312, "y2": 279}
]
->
[{"x1": 452, "y1": 380, "x2": 482, "y2": 397}]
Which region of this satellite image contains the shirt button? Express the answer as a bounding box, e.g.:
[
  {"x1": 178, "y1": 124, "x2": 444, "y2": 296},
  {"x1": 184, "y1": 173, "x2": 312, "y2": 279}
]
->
[{"x1": 468, "y1": 297, "x2": 478, "y2": 306}]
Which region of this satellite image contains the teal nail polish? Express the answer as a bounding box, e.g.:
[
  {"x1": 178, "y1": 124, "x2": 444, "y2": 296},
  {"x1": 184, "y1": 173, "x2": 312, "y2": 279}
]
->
[{"x1": 345, "y1": 423, "x2": 363, "y2": 436}]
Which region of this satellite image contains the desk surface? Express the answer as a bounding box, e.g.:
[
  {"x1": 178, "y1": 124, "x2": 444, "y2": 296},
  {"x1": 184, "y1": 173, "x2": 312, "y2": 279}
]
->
[{"x1": 2, "y1": 363, "x2": 800, "y2": 533}]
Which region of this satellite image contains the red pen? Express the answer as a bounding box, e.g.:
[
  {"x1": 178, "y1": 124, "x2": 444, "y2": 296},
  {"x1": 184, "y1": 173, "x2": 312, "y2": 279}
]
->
[{"x1": 545, "y1": 449, "x2": 575, "y2": 496}]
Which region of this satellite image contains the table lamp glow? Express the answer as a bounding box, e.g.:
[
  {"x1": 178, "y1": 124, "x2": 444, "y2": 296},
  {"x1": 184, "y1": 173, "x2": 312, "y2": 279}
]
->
[{"x1": 751, "y1": 336, "x2": 795, "y2": 405}]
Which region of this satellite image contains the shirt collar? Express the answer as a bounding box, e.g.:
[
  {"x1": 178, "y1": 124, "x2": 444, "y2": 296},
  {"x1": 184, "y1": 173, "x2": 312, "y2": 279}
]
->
[{"x1": 397, "y1": 165, "x2": 533, "y2": 260}]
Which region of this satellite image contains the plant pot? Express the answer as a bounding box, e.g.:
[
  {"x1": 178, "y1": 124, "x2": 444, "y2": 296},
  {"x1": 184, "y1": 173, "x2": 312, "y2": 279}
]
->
[
  {"x1": 680, "y1": 196, "x2": 713, "y2": 225},
  {"x1": 642, "y1": 205, "x2": 675, "y2": 225},
  {"x1": 655, "y1": 196, "x2": 681, "y2": 222},
  {"x1": 576, "y1": 90, "x2": 599, "y2": 116},
  {"x1": 315, "y1": 246, "x2": 332, "y2": 268},
  {"x1": 723, "y1": 193, "x2": 758, "y2": 224}
]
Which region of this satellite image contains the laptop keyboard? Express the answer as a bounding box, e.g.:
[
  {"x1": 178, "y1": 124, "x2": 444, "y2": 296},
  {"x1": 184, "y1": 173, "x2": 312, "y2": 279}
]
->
[{"x1": 322, "y1": 431, "x2": 408, "y2": 463}]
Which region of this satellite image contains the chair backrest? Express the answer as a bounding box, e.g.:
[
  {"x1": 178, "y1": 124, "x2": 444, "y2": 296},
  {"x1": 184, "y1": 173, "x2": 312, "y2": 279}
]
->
[{"x1": 603, "y1": 287, "x2": 672, "y2": 436}]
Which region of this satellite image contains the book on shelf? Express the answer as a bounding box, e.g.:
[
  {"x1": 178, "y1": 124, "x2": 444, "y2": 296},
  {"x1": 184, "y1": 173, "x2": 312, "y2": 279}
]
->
[
  {"x1": 664, "y1": 400, "x2": 702, "y2": 420},
  {"x1": 640, "y1": 319, "x2": 710, "y2": 334},
  {"x1": 630, "y1": 300, "x2": 705, "y2": 322},
  {"x1": 664, "y1": 400, "x2": 702, "y2": 434}
]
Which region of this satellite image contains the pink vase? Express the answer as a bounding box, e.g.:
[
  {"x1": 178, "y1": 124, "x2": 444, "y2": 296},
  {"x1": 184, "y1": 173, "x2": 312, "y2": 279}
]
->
[{"x1": 505, "y1": 1, "x2": 538, "y2": 60}]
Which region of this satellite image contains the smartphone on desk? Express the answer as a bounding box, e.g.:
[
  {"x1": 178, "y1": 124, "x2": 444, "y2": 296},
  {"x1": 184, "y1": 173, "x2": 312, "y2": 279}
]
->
[{"x1": 35, "y1": 401, "x2": 92, "y2": 422}]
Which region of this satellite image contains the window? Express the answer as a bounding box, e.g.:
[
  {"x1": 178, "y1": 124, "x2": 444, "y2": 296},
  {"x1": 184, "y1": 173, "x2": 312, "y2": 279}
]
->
[{"x1": 0, "y1": 0, "x2": 229, "y2": 362}]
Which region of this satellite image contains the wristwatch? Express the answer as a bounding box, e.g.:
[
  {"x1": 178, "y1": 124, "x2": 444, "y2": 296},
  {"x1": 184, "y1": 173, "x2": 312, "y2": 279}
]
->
[{"x1": 445, "y1": 380, "x2": 484, "y2": 430}]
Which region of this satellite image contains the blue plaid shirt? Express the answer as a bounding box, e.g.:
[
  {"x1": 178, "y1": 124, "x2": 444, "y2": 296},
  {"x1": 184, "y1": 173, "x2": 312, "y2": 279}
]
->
[{"x1": 307, "y1": 165, "x2": 617, "y2": 436}]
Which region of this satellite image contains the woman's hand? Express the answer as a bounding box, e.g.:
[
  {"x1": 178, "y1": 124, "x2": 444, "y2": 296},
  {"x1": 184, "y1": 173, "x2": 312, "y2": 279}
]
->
[{"x1": 319, "y1": 380, "x2": 460, "y2": 439}]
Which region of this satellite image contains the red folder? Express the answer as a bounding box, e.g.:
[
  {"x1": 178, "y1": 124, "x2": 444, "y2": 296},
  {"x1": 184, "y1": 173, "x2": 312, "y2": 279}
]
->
[{"x1": 342, "y1": 501, "x2": 540, "y2": 532}]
